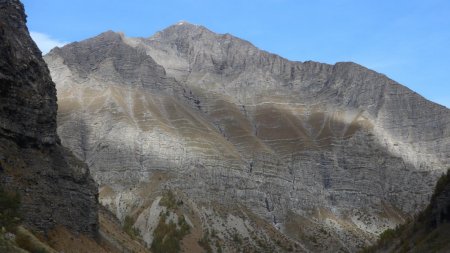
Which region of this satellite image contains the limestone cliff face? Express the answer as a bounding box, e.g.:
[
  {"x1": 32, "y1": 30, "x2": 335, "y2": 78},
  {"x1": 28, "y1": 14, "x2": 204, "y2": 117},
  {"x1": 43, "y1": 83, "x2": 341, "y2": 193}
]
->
[
  {"x1": 0, "y1": 0, "x2": 98, "y2": 236},
  {"x1": 366, "y1": 171, "x2": 450, "y2": 253},
  {"x1": 141, "y1": 22, "x2": 449, "y2": 170},
  {"x1": 45, "y1": 22, "x2": 450, "y2": 252}
]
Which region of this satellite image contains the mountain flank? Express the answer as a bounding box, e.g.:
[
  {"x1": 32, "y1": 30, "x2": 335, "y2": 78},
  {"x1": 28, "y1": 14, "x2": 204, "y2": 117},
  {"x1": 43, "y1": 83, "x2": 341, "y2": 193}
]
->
[
  {"x1": 44, "y1": 21, "x2": 450, "y2": 252},
  {"x1": 0, "y1": 1, "x2": 152, "y2": 252}
]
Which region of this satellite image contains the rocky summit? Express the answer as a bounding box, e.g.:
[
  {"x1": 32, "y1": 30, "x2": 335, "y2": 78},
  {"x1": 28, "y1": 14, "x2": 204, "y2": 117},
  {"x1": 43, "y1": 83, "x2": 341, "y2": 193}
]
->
[{"x1": 44, "y1": 21, "x2": 450, "y2": 252}]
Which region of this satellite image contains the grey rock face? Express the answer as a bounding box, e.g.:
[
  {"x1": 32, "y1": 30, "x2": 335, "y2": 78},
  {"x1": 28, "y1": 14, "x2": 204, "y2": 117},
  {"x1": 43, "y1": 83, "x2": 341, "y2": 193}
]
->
[
  {"x1": 0, "y1": 0, "x2": 98, "y2": 236},
  {"x1": 51, "y1": 31, "x2": 178, "y2": 92},
  {"x1": 46, "y1": 22, "x2": 450, "y2": 252},
  {"x1": 0, "y1": 0, "x2": 58, "y2": 145},
  {"x1": 368, "y1": 171, "x2": 450, "y2": 252}
]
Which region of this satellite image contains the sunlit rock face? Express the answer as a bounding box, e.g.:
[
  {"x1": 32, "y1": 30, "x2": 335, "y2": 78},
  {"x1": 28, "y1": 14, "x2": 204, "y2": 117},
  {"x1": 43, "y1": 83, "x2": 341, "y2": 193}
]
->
[{"x1": 45, "y1": 22, "x2": 450, "y2": 252}]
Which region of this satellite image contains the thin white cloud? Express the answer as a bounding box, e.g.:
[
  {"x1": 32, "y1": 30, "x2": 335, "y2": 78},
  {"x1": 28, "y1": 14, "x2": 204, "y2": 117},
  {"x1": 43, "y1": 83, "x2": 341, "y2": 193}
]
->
[{"x1": 30, "y1": 31, "x2": 68, "y2": 54}]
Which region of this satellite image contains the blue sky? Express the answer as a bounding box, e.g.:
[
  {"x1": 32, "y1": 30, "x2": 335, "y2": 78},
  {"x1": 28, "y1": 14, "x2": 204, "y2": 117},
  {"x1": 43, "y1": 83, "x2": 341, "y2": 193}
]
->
[{"x1": 22, "y1": 0, "x2": 450, "y2": 108}]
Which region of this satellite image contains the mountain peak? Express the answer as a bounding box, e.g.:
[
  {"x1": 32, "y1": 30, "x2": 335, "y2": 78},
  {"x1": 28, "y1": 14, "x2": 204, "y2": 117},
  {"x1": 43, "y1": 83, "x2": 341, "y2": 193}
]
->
[
  {"x1": 174, "y1": 20, "x2": 196, "y2": 26},
  {"x1": 166, "y1": 20, "x2": 204, "y2": 30},
  {"x1": 152, "y1": 21, "x2": 214, "y2": 40},
  {"x1": 44, "y1": 15, "x2": 450, "y2": 253},
  {"x1": 92, "y1": 30, "x2": 125, "y2": 42}
]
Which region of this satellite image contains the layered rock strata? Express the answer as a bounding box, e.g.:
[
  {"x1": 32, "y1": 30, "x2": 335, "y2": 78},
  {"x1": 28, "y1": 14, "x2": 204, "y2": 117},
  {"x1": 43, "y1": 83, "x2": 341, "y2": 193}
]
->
[
  {"x1": 45, "y1": 22, "x2": 450, "y2": 251},
  {"x1": 0, "y1": 0, "x2": 98, "y2": 236}
]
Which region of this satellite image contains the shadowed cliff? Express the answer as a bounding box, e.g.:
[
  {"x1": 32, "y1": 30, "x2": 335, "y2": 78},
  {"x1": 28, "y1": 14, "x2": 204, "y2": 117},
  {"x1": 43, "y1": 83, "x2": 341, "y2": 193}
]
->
[{"x1": 0, "y1": 0, "x2": 98, "y2": 236}]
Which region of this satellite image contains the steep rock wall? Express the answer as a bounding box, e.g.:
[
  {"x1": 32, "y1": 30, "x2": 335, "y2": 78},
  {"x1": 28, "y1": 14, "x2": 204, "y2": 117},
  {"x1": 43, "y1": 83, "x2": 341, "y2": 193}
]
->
[{"x1": 0, "y1": 0, "x2": 98, "y2": 236}]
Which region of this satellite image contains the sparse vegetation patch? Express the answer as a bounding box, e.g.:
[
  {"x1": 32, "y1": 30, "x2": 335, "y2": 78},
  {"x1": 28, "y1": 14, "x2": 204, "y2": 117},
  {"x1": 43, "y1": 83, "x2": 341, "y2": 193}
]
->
[
  {"x1": 123, "y1": 215, "x2": 140, "y2": 240},
  {"x1": 151, "y1": 212, "x2": 191, "y2": 253}
]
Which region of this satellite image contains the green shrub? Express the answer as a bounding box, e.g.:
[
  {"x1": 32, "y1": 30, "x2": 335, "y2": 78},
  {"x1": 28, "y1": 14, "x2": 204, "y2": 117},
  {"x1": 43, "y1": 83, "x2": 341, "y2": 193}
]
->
[
  {"x1": 151, "y1": 213, "x2": 191, "y2": 253},
  {"x1": 0, "y1": 186, "x2": 21, "y2": 231},
  {"x1": 177, "y1": 215, "x2": 190, "y2": 235},
  {"x1": 159, "y1": 190, "x2": 177, "y2": 210},
  {"x1": 379, "y1": 228, "x2": 396, "y2": 242},
  {"x1": 232, "y1": 232, "x2": 242, "y2": 245},
  {"x1": 123, "y1": 215, "x2": 140, "y2": 240},
  {"x1": 215, "y1": 240, "x2": 222, "y2": 253}
]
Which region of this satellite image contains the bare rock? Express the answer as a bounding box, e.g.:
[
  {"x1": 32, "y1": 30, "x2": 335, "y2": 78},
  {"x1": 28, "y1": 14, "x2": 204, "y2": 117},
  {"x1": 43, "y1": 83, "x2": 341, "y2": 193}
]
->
[
  {"x1": 45, "y1": 22, "x2": 450, "y2": 251},
  {"x1": 0, "y1": 0, "x2": 98, "y2": 237}
]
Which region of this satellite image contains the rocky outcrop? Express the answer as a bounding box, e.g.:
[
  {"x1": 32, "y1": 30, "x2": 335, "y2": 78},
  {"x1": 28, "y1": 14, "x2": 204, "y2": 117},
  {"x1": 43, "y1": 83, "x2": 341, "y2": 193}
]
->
[
  {"x1": 45, "y1": 22, "x2": 450, "y2": 252},
  {"x1": 0, "y1": 0, "x2": 57, "y2": 146},
  {"x1": 365, "y1": 170, "x2": 450, "y2": 253},
  {"x1": 0, "y1": 0, "x2": 98, "y2": 236}
]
